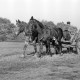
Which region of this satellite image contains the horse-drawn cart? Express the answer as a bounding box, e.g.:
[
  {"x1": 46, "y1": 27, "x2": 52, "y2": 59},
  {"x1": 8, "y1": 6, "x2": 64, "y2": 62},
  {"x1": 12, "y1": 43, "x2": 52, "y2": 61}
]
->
[{"x1": 61, "y1": 32, "x2": 80, "y2": 54}]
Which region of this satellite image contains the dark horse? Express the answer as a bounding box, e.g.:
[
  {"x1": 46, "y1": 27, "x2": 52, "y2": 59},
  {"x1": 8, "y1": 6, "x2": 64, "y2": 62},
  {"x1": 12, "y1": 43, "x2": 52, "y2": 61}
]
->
[
  {"x1": 41, "y1": 25, "x2": 63, "y2": 55},
  {"x1": 27, "y1": 16, "x2": 64, "y2": 57},
  {"x1": 27, "y1": 16, "x2": 44, "y2": 57},
  {"x1": 51, "y1": 27, "x2": 63, "y2": 54}
]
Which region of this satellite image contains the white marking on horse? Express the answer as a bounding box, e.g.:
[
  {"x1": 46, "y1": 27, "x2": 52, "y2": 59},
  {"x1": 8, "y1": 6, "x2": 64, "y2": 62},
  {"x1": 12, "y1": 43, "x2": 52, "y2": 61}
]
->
[
  {"x1": 25, "y1": 37, "x2": 29, "y2": 45},
  {"x1": 53, "y1": 36, "x2": 58, "y2": 44}
]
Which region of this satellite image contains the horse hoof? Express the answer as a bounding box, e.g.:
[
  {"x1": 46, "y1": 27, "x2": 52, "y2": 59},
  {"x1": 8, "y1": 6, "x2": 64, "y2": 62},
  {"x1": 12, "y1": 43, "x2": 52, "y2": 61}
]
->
[
  {"x1": 60, "y1": 53, "x2": 63, "y2": 56},
  {"x1": 38, "y1": 55, "x2": 41, "y2": 58},
  {"x1": 36, "y1": 53, "x2": 41, "y2": 58},
  {"x1": 50, "y1": 54, "x2": 53, "y2": 57}
]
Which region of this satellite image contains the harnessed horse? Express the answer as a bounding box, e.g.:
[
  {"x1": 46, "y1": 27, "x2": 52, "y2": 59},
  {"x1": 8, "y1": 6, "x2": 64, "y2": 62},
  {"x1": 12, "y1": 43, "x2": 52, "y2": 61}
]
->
[
  {"x1": 15, "y1": 19, "x2": 50, "y2": 58},
  {"x1": 51, "y1": 27, "x2": 63, "y2": 54},
  {"x1": 27, "y1": 16, "x2": 64, "y2": 57},
  {"x1": 27, "y1": 16, "x2": 45, "y2": 57},
  {"x1": 41, "y1": 26, "x2": 63, "y2": 55}
]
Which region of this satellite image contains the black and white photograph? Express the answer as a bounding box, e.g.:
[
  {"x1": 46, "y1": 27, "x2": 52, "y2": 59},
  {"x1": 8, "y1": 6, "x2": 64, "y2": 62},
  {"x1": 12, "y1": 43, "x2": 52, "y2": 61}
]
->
[{"x1": 0, "y1": 0, "x2": 80, "y2": 80}]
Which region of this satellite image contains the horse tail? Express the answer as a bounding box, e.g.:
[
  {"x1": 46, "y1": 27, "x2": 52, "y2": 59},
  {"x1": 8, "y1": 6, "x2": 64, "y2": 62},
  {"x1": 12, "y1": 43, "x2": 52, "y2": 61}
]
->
[
  {"x1": 57, "y1": 28, "x2": 63, "y2": 41},
  {"x1": 59, "y1": 28, "x2": 63, "y2": 36}
]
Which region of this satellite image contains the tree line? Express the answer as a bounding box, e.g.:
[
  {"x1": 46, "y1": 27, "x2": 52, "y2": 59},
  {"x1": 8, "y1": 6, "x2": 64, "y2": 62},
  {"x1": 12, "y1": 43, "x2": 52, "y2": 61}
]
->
[{"x1": 0, "y1": 17, "x2": 78, "y2": 42}]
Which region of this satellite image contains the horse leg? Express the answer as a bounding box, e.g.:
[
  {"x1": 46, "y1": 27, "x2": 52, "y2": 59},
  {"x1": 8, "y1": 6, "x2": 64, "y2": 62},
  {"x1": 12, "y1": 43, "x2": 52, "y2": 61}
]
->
[
  {"x1": 38, "y1": 42, "x2": 43, "y2": 57},
  {"x1": 23, "y1": 36, "x2": 30, "y2": 58},
  {"x1": 48, "y1": 42, "x2": 51, "y2": 56},
  {"x1": 46, "y1": 40, "x2": 51, "y2": 55},
  {"x1": 46, "y1": 45, "x2": 48, "y2": 55},
  {"x1": 23, "y1": 41, "x2": 28, "y2": 58},
  {"x1": 51, "y1": 40, "x2": 56, "y2": 55},
  {"x1": 60, "y1": 44, "x2": 63, "y2": 55},
  {"x1": 45, "y1": 41, "x2": 50, "y2": 55},
  {"x1": 54, "y1": 42, "x2": 61, "y2": 55},
  {"x1": 55, "y1": 46, "x2": 59, "y2": 55},
  {"x1": 52, "y1": 40, "x2": 59, "y2": 55},
  {"x1": 59, "y1": 46, "x2": 63, "y2": 55},
  {"x1": 33, "y1": 42, "x2": 37, "y2": 53},
  {"x1": 48, "y1": 44, "x2": 52, "y2": 56},
  {"x1": 28, "y1": 36, "x2": 32, "y2": 43},
  {"x1": 58, "y1": 41, "x2": 63, "y2": 55}
]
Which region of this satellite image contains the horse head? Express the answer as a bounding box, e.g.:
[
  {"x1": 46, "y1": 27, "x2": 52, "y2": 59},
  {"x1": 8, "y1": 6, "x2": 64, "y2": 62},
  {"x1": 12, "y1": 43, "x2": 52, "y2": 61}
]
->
[
  {"x1": 14, "y1": 20, "x2": 28, "y2": 39},
  {"x1": 27, "y1": 16, "x2": 44, "y2": 43}
]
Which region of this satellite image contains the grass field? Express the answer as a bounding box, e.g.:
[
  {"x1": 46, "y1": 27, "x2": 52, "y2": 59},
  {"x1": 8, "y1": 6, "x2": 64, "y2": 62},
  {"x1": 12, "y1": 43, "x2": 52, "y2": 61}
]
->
[{"x1": 0, "y1": 42, "x2": 80, "y2": 80}]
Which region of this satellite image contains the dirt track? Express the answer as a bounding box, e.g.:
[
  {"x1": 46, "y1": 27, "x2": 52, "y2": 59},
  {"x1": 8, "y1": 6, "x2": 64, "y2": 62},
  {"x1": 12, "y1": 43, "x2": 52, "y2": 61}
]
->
[{"x1": 0, "y1": 42, "x2": 80, "y2": 80}]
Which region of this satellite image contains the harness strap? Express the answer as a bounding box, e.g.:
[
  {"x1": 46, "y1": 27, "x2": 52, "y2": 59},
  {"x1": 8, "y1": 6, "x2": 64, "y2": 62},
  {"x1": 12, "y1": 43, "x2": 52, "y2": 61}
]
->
[{"x1": 53, "y1": 36, "x2": 58, "y2": 45}]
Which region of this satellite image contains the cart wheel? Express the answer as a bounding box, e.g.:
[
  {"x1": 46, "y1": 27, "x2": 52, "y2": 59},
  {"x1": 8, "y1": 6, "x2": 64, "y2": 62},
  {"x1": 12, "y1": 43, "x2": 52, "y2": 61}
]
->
[{"x1": 76, "y1": 40, "x2": 80, "y2": 54}]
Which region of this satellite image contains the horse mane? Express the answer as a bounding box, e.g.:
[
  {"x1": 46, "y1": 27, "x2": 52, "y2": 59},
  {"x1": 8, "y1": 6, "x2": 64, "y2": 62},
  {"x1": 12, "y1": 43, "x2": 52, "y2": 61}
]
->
[
  {"x1": 33, "y1": 19, "x2": 44, "y2": 29},
  {"x1": 16, "y1": 20, "x2": 27, "y2": 27}
]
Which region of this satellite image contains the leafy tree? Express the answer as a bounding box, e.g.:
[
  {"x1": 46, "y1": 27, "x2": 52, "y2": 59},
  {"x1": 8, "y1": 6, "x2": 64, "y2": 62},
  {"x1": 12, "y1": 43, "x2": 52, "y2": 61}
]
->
[
  {"x1": 41, "y1": 20, "x2": 56, "y2": 29},
  {"x1": 0, "y1": 17, "x2": 10, "y2": 24},
  {"x1": 0, "y1": 17, "x2": 16, "y2": 41}
]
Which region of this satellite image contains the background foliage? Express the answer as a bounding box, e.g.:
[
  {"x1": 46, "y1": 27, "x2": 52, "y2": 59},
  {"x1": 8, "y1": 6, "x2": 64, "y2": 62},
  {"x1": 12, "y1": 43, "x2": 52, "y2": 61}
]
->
[{"x1": 0, "y1": 17, "x2": 78, "y2": 42}]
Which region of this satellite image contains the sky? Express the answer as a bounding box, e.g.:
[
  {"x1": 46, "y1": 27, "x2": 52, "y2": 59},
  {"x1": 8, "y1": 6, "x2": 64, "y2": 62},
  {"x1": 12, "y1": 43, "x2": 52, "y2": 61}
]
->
[{"x1": 0, "y1": 0, "x2": 80, "y2": 29}]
